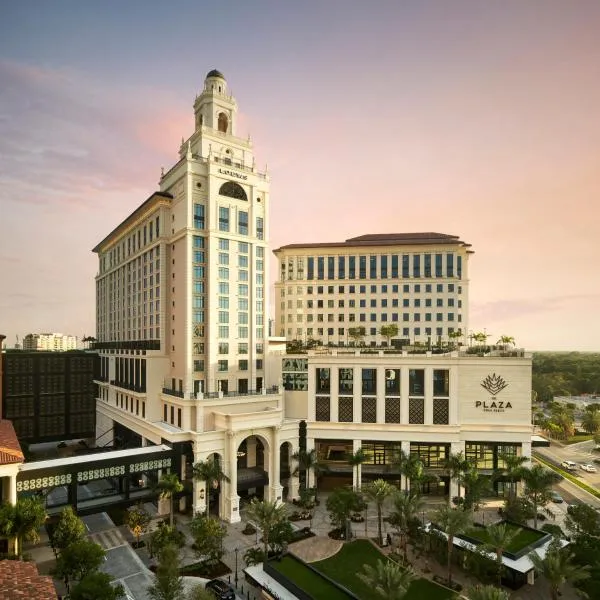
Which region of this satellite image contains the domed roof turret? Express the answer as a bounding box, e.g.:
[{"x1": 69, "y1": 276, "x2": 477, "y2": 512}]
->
[{"x1": 206, "y1": 69, "x2": 225, "y2": 80}]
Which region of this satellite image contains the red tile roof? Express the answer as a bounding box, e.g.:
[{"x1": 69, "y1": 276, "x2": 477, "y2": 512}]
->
[
  {"x1": 0, "y1": 420, "x2": 24, "y2": 465},
  {"x1": 0, "y1": 560, "x2": 57, "y2": 599}
]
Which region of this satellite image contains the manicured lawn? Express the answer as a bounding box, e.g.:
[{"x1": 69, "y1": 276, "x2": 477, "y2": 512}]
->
[
  {"x1": 270, "y1": 555, "x2": 352, "y2": 600},
  {"x1": 312, "y1": 540, "x2": 456, "y2": 600},
  {"x1": 462, "y1": 523, "x2": 545, "y2": 553}
]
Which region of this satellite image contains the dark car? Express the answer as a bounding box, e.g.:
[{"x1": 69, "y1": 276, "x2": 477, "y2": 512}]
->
[{"x1": 205, "y1": 579, "x2": 235, "y2": 600}]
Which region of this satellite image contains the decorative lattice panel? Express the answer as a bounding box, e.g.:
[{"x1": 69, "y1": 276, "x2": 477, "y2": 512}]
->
[
  {"x1": 409, "y1": 397, "x2": 425, "y2": 424},
  {"x1": 338, "y1": 397, "x2": 353, "y2": 422},
  {"x1": 315, "y1": 396, "x2": 331, "y2": 422},
  {"x1": 362, "y1": 397, "x2": 377, "y2": 423},
  {"x1": 433, "y1": 398, "x2": 449, "y2": 424},
  {"x1": 385, "y1": 398, "x2": 401, "y2": 423}
]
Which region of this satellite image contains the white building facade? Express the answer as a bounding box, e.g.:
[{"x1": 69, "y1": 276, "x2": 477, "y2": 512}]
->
[
  {"x1": 273, "y1": 233, "x2": 472, "y2": 347},
  {"x1": 93, "y1": 71, "x2": 298, "y2": 522},
  {"x1": 23, "y1": 333, "x2": 78, "y2": 351}
]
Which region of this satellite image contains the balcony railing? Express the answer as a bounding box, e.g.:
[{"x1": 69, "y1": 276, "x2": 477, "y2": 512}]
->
[
  {"x1": 91, "y1": 340, "x2": 160, "y2": 352},
  {"x1": 162, "y1": 387, "x2": 185, "y2": 399},
  {"x1": 203, "y1": 385, "x2": 279, "y2": 399},
  {"x1": 111, "y1": 380, "x2": 146, "y2": 393}
]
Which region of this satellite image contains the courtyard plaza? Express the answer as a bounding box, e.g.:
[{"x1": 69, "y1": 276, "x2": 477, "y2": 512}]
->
[{"x1": 22, "y1": 492, "x2": 584, "y2": 600}]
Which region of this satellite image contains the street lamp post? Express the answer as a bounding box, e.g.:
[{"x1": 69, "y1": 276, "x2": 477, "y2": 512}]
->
[{"x1": 234, "y1": 547, "x2": 239, "y2": 587}]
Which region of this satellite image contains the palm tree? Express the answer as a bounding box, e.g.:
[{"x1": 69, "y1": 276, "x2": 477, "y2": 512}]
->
[
  {"x1": 245, "y1": 499, "x2": 287, "y2": 561},
  {"x1": 348, "y1": 447, "x2": 367, "y2": 490},
  {"x1": 581, "y1": 410, "x2": 600, "y2": 435},
  {"x1": 192, "y1": 457, "x2": 230, "y2": 516},
  {"x1": 497, "y1": 335, "x2": 515, "y2": 348},
  {"x1": 522, "y1": 464, "x2": 561, "y2": 529},
  {"x1": 433, "y1": 505, "x2": 471, "y2": 587},
  {"x1": 403, "y1": 457, "x2": 438, "y2": 496},
  {"x1": 0, "y1": 497, "x2": 47, "y2": 557},
  {"x1": 389, "y1": 491, "x2": 424, "y2": 563},
  {"x1": 389, "y1": 448, "x2": 411, "y2": 491},
  {"x1": 357, "y1": 559, "x2": 415, "y2": 600},
  {"x1": 292, "y1": 448, "x2": 328, "y2": 500},
  {"x1": 466, "y1": 584, "x2": 510, "y2": 600},
  {"x1": 156, "y1": 473, "x2": 183, "y2": 527},
  {"x1": 364, "y1": 479, "x2": 396, "y2": 546},
  {"x1": 528, "y1": 540, "x2": 590, "y2": 600},
  {"x1": 484, "y1": 523, "x2": 520, "y2": 587},
  {"x1": 495, "y1": 453, "x2": 528, "y2": 501},
  {"x1": 460, "y1": 466, "x2": 491, "y2": 512},
  {"x1": 443, "y1": 451, "x2": 470, "y2": 504}
]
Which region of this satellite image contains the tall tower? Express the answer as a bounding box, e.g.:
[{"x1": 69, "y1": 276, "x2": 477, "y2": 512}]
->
[{"x1": 159, "y1": 69, "x2": 270, "y2": 398}]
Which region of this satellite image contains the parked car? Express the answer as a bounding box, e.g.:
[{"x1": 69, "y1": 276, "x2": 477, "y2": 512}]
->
[
  {"x1": 561, "y1": 461, "x2": 578, "y2": 471},
  {"x1": 581, "y1": 464, "x2": 597, "y2": 473},
  {"x1": 205, "y1": 579, "x2": 235, "y2": 600},
  {"x1": 550, "y1": 491, "x2": 564, "y2": 503}
]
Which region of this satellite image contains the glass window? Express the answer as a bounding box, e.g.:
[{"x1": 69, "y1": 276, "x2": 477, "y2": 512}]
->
[
  {"x1": 218, "y1": 267, "x2": 229, "y2": 279},
  {"x1": 218, "y1": 326, "x2": 229, "y2": 338},
  {"x1": 256, "y1": 217, "x2": 264, "y2": 240},
  {"x1": 238, "y1": 242, "x2": 249, "y2": 253},
  {"x1": 362, "y1": 368, "x2": 377, "y2": 394},
  {"x1": 409, "y1": 369, "x2": 424, "y2": 395},
  {"x1": 316, "y1": 368, "x2": 331, "y2": 393},
  {"x1": 238, "y1": 210, "x2": 248, "y2": 235},
  {"x1": 369, "y1": 255, "x2": 377, "y2": 278},
  {"x1": 436, "y1": 254, "x2": 443, "y2": 277},
  {"x1": 218, "y1": 343, "x2": 229, "y2": 354},
  {"x1": 413, "y1": 254, "x2": 421, "y2": 278},
  {"x1": 349, "y1": 256, "x2": 356, "y2": 279},
  {"x1": 218, "y1": 207, "x2": 230, "y2": 231},
  {"x1": 327, "y1": 256, "x2": 335, "y2": 279},
  {"x1": 217, "y1": 360, "x2": 228, "y2": 372},
  {"x1": 447, "y1": 253, "x2": 454, "y2": 277},
  {"x1": 239, "y1": 359, "x2": 248, "y2": 370},
  {"x1": 402, "y1": 254, "x2": 409, "y2": 278},
  {"x1": 307, "y1": 257, "x2": 314, "y2": 280},
  {"x1": 385, "y1": 369, "x2": 400, "y2": 395},
  {"x1": 193, "y1": 236, "x2": 205, "y2": 248},
  {"x1": 193, "y1": 204, "x2": 205, "y2": 229},
  {"x1": 218, "y1": 238, "x2": 229, "y2": 250},
  {"x1": 359, "y1": 256, "x2": 367, "y2": 279},
  {"x1": 219, "y1": 252, "x2": 229, "y2": 265},
  {"x1": 433, "y1": 369, "x2": 450, "y2": 396},
  {"x1": 338, "y1": 256, "x2": 345, "y2": 279},
  {"x1": 317, "y1": 256, "x2": 325, "y2": 280},
  {"x1": 339, "y1": 368, "x2": 353, "y2": 394},
  {"x1": 380, "y1": 255, "x2": 388, "y2": 278},
  {"x1": 424, "y1": 254, "x2": 431, "y2": 277}
]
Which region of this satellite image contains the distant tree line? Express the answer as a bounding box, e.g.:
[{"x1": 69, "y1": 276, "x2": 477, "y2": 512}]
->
[{"x1": 533, "y1": 352, "x2": 600, "y2": 403}]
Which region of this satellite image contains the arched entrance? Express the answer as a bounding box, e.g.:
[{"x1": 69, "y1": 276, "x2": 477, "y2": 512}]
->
[{"x1": 237, "y1": 435, "x2": 269, "y2": 506}]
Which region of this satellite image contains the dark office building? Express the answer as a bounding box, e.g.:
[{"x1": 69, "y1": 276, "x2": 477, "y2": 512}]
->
[{"x1": 1, "y1": 351, "x2": 98, "y2": 443}]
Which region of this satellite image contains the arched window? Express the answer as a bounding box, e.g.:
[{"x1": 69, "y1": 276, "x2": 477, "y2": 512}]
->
[
  {"x1": 219, "y1": 182, "x2": 247, "y2": 201},
  {"x1": 218, "y1": 112, "x2": 228, "y2": 133}
]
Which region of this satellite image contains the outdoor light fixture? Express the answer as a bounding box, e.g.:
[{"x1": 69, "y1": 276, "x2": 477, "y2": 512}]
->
[{"x1": 199, "y1": 489, "x2": 205, "y2": 500}]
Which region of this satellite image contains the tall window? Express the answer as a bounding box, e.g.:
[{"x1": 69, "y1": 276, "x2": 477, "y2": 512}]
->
[
  {"x1": 327, "y1": 256, "x2": 335, "y2": 279},
  {"x1": 317, "y1": 257, "x2": 325, "y2": 280},
  {"x1": 256, "y1": 217, "x2": 264, "y2": 240},
  {"x1": 424, "y1": 254, "x2": 431, "y2": 278},
  {"x1": 457, "y1": 255, "x2": 462, "y2": 278},
  {"x1": 362, "y1": 368, "x2": 377, "y2": 394},
  {"x1": 218, "y1": 207, "x2": 230, "y2": 232},
  {"x1": 316, "y1": 368, "x2": 331, "y2": 393},
  {"x1": 307, "y1": 257, "x2": 314, "y2": 280},
  {"x1": 436, "y1": 254, "x2": 443, "y2": 277},
  {"x1": 193, "y1": 204, "x2": 205, "y2": 229},
  {"x1": 349, "y1": 256, "x2": 356, "y2": 279},
  {"x1": 338, "y1": 256, "x2": 345, "y2": 279},
  {"x1": 359, "y1": 256, "x2": 367, "y2": 279},
  {"x1": 380, "y1": 255, "x2": 388, "y2": 278},
  {"x1": 413, "y1": 254, "x2": 421, "y2": 278},
  {"x1": 402, "y1": 254, "x2": 409, "y2": 278},
  {"x1": 238, "y1": 211, "x2": 248, "y2": 235},
  {"x1": 448, "y1": 253, "x2": 455, "y2": 278}
]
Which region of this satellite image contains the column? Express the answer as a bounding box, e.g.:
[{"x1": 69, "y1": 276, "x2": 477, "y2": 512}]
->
[
  {"x1": 8, "y1": 474, "x2": 17, "y2": 505},
  {"x1": 424, "y1": 367, "x2": 433, "y2": 425},
  {"x1": 400, "y1": 367, "x2": 409, "y2": 424},
  {"x1": 450, "y1": 441, "x2": 465, "y2": 500},
  {"x1": 353, "y1": 439, "x2": 362, "y2": 490},
  {"x1": 270, "y1": 427, "x2": 283, "y2": 503},
  {"x1": 289, "y1": 444, "x2": 300, "y2": 500},
  {"x1": 353, "y1": 368, "x2": 361, "y2": 423},
  {"x1": 401, "y1": 441, "x2": 411, "y2": 491},
  {"x1": 376, "y1": 368, "x2": 385, "y2": 423},
  {"x1": 330, "y1": 368, "x2": 339, "y2": 422},
  {"x1": 226, "y1": 431, "x2": 240, "y2": 523}
]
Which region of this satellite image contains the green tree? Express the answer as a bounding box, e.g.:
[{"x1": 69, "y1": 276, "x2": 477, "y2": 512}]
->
[
  {"x1": 466, "y1": 584, "x2": 510, "y2": 600},
  {"x1": 357, "y1": 559, "x2": 415, "y2": 600},
  {"x1": 497, "y1": 336, "x2": 515, "y2": 347},
  {"x1": 389, "y1": 448, "x2": 411, "y2": 491},
  {"x1": 243, "y1": 547, "x2": 266, "y2": 567},
  {"x1": 50, "y1": 506, "x2": 86, "y2": 558},
  {"x1": 388, "y1": 491, "x2": 424, "y2": 563},
  {"x1": 0, "y1": 497, "x2": 47, "y2": 557},
  {"x1": 365, "y1": 479, "x2": 396, "y2": 546},
  {"x1": 433, "y1": 505, "x2": 472, "y2": 587},
  {"x1": 495, "y1": 453, "x2": 529, "y2": 501},
  {"x1": 403, "y1": 457, "x2": 438, "y2": 497},
  {"x1": 292, "y1": 448, "x2": 328, "y2": 498},
  {"x1": 348, "y1": 326, "x2": 366, "y2": 345},
  {"x1": 461, "y1": 467, "x2": 491, "y2": 512},
  {"x1": 245, "y1": 499, "x2": 288, "y2": 560},
  {"x1": 149, "y1": 523, "x2": 185, "y2": 559},
  {"x1": 70, "y1": 572, "x2": 125, "y2": 600},
  {"x1": 156, "y1": 472, "x2": 183, "y2": 527},
  {"x1": 483, "y1": 523, "x2": 520, "y2": 587},
  {"x1": 443, "y1": 451, "x2": 470, "y2": 503},
  {"x1": 189, "y1": 513, "x2": 226, "y2": 564},
  {"x1": 326, "y1": 486, "x2": 364, "y2": 540},
  {"x1": 268, "y1": 519, "x2": 294, "y2": 554},
  {"x1": 379, "y1": 324, "x2": 399, "y2": 346},
  {"x1": 448, "y1": 328, "x2": 463, "y2": 348},
  {"x1": 522, "y1": 464, "x2": 561, "y2": 529},
  {"x1": 192, "y1": 457, "x2": 230, "y2": 517},
  {"x1": 53, "y1": 538, "x2": 105, "y2": 593},
  {"x1": 528, "y1": 539, "x2": 590, "y2": 600},
  {"x1": 126, "y1": 504, "x2": 151, "y2": 547},
  {"x1": 347, "y1": 447, "x2": 367, "y2": 490},
  {"x1": 582, "y1": 410, "x2": 600, "y2": 434},
  {"x1": 148, "y1": 543, "x2": 185, "y2": 600}
]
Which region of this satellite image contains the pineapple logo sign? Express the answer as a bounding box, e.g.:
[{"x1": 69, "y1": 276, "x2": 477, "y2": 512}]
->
[{"x1": 476, "y1": 373, "x2": 512, "y2": 412}]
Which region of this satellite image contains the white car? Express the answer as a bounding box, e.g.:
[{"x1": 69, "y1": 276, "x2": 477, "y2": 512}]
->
[{"x1": 580, "y1": 464, "x2": 597, "y2": 473}]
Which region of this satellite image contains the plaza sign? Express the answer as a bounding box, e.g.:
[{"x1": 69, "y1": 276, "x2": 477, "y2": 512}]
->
[
  {"x1": 476, "y1": 373, "x2": 512, "y2": 413},
  {"x1": 218, "y1": 167, "x2": 248, "y2": 181}
]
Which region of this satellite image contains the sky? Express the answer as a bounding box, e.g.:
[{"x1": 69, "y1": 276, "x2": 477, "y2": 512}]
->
[{"x1": 0, "y1": 1, "x2": 599, "y2": 351}]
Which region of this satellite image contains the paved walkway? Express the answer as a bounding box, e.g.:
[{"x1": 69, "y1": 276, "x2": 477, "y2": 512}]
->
[{"x1": 289, "y1": 536, "x2": 342, "y2": 562}]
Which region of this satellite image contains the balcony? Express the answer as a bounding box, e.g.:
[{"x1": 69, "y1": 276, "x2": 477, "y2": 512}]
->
[
  {"x1": 110, "y1": 380, "x2": 146, "y2": 394},
  {"x1": 203, "y1": 386, "x2": 279, "y2": 400},
  {"x1": 91, "y1": 340, "x2": 160, "y2": 352},
  {"x1": 162, "y1": 387, "x2": 185, "y2": 399}
]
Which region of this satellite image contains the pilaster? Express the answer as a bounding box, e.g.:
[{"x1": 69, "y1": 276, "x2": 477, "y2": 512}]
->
[{"x1": 226, "y1": 431, "x2": 240, "y2": 523}]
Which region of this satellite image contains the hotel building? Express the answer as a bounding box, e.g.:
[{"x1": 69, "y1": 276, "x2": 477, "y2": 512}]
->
[
  {"x1": 23, "y1": 333, "x2": 78, "y2": 352},
  {"x1": 92, "y1": 70, "x2": 533, "y2": 521}
]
